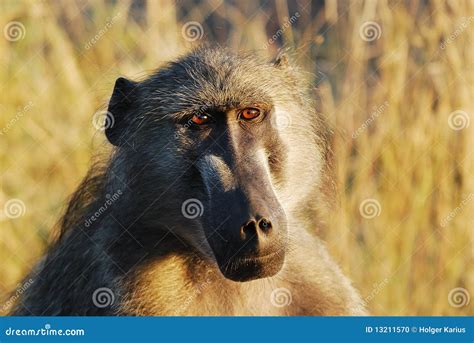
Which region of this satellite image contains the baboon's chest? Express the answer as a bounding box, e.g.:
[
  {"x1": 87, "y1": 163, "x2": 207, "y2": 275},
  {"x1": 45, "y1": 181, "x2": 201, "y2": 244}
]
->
[
  {"x1": 119, "y1": 254, "x2": 298, "y2": 316},
  {"x1": 186, "y1": 281, "x2": 292, "y2": 316}
]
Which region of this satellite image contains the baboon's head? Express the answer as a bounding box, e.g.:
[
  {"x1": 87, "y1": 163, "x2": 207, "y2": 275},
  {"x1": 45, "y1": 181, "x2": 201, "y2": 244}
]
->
[{"x1": 105, "y1": 47, "x2": 325, "y2": 282}]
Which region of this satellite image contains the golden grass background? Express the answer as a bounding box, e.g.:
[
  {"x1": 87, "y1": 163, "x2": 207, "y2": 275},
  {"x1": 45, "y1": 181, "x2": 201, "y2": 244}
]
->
[{"x1": 0, "y1": 0, "x2": 472, "y2": 315}]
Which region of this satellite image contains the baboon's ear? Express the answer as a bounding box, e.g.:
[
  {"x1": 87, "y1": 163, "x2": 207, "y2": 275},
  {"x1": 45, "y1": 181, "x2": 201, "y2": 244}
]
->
[
  {"x1": 273, "y1": 53, "x2": 290, "y2": 68},
  {"x1": 106, "y1": 77, "x2": 139, "y2": 146}
]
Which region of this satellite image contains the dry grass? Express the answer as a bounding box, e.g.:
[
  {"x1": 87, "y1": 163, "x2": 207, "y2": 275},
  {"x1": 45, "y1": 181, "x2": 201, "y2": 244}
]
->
[{"x1": 0, "y1": 0, "x2": 472, "y2": 316}]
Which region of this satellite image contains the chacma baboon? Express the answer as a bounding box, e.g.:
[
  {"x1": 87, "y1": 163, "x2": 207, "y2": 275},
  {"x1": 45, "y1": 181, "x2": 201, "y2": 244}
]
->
[{"x1": 11, "y1": 47, "x2": 366, "y2": 316}]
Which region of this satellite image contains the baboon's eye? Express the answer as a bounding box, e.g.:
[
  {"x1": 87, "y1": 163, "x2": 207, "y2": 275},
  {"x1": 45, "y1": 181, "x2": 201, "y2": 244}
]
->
[
  {"x1": 239, "y1": 108, "x2": 261, "y2": 121},
  {"x1": 191, "y1": 113, "x2": 211, "y2": 125}
]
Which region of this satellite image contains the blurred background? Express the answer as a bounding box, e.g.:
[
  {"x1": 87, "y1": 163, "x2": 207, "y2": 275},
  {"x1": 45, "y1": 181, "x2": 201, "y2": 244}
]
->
[{"x1": 0, "y1": 0, "x2": 472, "y2": 315}]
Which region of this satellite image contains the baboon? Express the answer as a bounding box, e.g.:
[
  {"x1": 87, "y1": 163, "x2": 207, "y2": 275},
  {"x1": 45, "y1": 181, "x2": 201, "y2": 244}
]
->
[{"x1": 11, "y1": 47, "x2": 366, "y2": 316}]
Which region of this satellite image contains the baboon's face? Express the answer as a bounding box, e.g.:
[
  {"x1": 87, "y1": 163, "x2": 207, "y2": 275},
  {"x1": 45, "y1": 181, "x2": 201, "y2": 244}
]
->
[
  {"x1": 185, "y1": 103, "x2": 288, "y2": 282},
  {"x1": 106, "y1": 49, "x2": 294, "y2": 282}
]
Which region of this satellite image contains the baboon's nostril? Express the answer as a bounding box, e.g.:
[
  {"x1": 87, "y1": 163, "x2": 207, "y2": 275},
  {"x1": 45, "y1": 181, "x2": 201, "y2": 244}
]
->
[
  {"x1": 240, "y1": 220, "x2": 257, "y2": 240},
  {"x1": 240, "y1": 218, "x2": 272, "y2": 240},
  {"x1": 258, "y1": 218, "x2": 272, "y2": 232}
]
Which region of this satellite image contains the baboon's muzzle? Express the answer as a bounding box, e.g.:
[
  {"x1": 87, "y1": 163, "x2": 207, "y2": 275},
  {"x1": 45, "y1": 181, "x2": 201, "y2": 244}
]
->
[{"x1": 199, "y1": 154, "x2": 287, "y2": 282}]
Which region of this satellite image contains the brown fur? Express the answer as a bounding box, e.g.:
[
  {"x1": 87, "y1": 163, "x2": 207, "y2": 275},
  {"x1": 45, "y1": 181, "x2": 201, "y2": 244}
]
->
[{"x1": 120, "y1": 230, "x2": 366, "y2": 315}]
